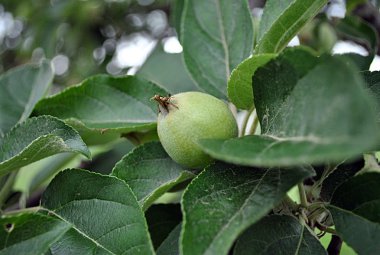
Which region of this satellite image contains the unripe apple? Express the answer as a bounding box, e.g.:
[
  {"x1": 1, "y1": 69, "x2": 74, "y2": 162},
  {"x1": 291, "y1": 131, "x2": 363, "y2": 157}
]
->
[{"x1": 153, "y1": 92, "x2": 238, "y2": 169}]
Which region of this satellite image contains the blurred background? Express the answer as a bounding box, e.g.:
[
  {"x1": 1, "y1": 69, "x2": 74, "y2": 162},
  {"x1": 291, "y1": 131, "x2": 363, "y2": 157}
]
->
[{"x1": 1, "y1": 0, "x2": 380, "y2": 94}]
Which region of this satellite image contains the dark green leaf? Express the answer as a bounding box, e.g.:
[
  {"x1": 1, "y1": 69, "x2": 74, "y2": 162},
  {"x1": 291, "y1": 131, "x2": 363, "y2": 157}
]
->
[
  {"x1": 328, "y1": 206, "x2": 380, "y2": 255},
  {"x1": 138, "y1": 45, "x2": 198, "y2": 94},
  {"x1": 182, "y1": 0, "x2": 254, "y2": 99},
  {"x1": 234, "y1": 215, "x2": 326, "y2": 255},
  {"x1": 156, "y1": 224, "x2": 181, "y2": 255},
  {"x1": 145, "y1": 204, "x2": 182, "y2": 249},
  {"x1": 362, "y1": 71, "x2": 380, "y2": 122},
  {"x1": 34, "y1": 75, "x2": 167, "y2": 145},
  {"x1": 0, "y1": 116, "x2": 90, "y2": 176},
  {"x1": 331, "y1": 173, "x2": 380, "y2": 215},
  {"x1": 336, "y1": 16, "x2": 378, "y2": 55},
  {"x1": 112, "y1": 142, "x2": 194, "y2": 210},
  {"x1": 0, "y1": 60, "x2": 53, "y2": 137},
  {"x1": 49, "y1": 228, "x2": 113, "y2": 255},
  {"x1": 0, "y1": 213, "x2": 70, "y2": 255},
  {"x1": 199, "y1": 50, "x2": 379, "y2": 167},
  {"x1": 227, "y1": 54, "x2": 277, "y2": 110},
  {"x1": 341, "y1": 53, "x2": 373, "y2": 71},
  {"x1": 346, "y1": 0, "x2": 367, "y2": 12},
  {"x1": 319, "y1": 159, "x2": 364, "y2": 202},
  {"x1": 42, "y1": 169, "x2": 154, "y2": 255},
  {"x1": 227, "y1": 46, "x2": 318, "y2": 110},
  {"x1": 335, "y1": 16, "x2": 378, "y2": 71},
  {"x1": 329, "y1": 173, "x2": 380, "y2": 254},
  {"x1": 256, "y1": 0, "x2": 327, "y2": 53},
  {"x1": 180, "y1": 162, "x2": 314, "y2": 255}
]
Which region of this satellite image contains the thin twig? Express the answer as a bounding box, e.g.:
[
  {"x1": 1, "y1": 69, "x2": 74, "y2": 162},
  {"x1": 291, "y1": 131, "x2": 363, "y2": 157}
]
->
[
  {"x1": 298, "y1": 183, "x2": 308, "y2": 208},
  {"x1": 327, "y1": 235, "x2": 342, "y2": 255}
]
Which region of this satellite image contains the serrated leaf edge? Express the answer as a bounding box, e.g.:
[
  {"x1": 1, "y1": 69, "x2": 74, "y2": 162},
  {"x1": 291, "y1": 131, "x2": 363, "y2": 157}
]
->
[{"x1": 42, "y1": 168, "x2": 155, "y2": 255}]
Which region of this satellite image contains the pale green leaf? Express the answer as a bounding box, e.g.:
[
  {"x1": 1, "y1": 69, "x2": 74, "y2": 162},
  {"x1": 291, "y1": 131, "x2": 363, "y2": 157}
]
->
[
  {"x1": 227, "y1": 54, "x2": 276, "y2": 110},
  {"x1": 256, "y1": 0, "x2": 327, "y2": 53}
]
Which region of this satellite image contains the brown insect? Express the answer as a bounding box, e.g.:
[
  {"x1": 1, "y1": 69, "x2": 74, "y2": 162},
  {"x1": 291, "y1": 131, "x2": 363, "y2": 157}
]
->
[{"x1": 151, "y1": 94, "x2": 178, "y2": 113}]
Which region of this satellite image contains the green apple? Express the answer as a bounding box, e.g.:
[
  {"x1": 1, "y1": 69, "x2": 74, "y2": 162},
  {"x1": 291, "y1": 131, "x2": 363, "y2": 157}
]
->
[{"x1": 154, "y1": 92, "x2": 238, "y2": 169}]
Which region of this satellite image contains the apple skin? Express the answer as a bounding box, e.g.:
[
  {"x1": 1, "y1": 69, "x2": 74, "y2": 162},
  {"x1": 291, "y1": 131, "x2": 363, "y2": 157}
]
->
[{"x1": 157, "y1": 92, "x2": 238, "y2": 169}]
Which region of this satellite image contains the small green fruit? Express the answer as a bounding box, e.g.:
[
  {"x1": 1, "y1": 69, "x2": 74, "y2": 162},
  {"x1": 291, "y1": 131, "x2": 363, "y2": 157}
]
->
[{"x1": 154, "y1": 92, "x2": 238, "y2": 169}]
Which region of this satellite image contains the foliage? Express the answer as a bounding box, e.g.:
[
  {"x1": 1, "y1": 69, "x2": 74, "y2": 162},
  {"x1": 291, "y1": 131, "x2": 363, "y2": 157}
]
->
[{"x1": 1, "y1": 0, "x2": 380, "y2": 254}]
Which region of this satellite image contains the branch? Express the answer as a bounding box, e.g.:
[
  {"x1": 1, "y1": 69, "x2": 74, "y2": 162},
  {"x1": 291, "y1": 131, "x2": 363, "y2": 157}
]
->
[{"x1": 327, "y1": 235, "x2": 342, "y2": 255}]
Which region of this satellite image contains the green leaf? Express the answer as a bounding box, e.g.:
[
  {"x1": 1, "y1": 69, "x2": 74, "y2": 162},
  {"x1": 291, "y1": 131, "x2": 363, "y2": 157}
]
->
[
  {"x1": 138, "y1": 45, "x2": 198, "y2": 94},
  {"x1": 181, "y1": 0, "x2": 254, "y2": 99},
  {"x1": 346, "y1": 0, "x2": 367, "y2": 12},
  {"x1": 172, "y1": 0, "x2": 185, "y2": 42},
  {"x1": 145, "y1": 204, "x2": 182, "y2": 249},
  {"x1": 34, "y1": 75, "x2": 168, "y2": 145},
  {"x1": 227, "y1": 54, "x2": 277, "y2": 110},
  {"x1": 42, "y1": 169, "x2": 154, "y2": 255},
  {"x1": 328, "y1": 173, "x2": 380, "y2": 254},
  {"x1": 256, "y1": 0, "x2": 327, "y2": 53},
  {"x1": 112, "y1": 142, "x2": 194, "y2": 210},
  {"x1": 0, "y1": 213, "x2": 70, "y2": 255},
  {"x1": 199, "y1": 50, "x2": 379, "y2": 167},
  {"x1": 156, "y1": 224, "x2": 181, "y2": 255},
  {"x1": 180, "y1": 162, "x2": 314, "y2": 255},
  {"x1": 0, "y1": 60, "x2": 53, "y2": 137},
  {"x1": 362, "y1": 71, "x2": 380, "y2": 122},
  {"x1": 234, "y1": 215, "x2": 326, "y2": 255},
  {"x1": 335, "y1": 16, "x2": 378, "y2": 71},
  {"x1": 319, "y1": 159, "x2": 364, "y2": 202},
  {"x1": 331, "y1": 173, "x2": 380, "y2": 218},
  {"x1": 328, "y1": 206, "x2": 380, "y2": 254},
  {"x1": 336, "y1": 16, "x2": 378, "y2": 55},
  {"x1": 0, "y1": 116, "x2": 90, "y2": 176}
]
